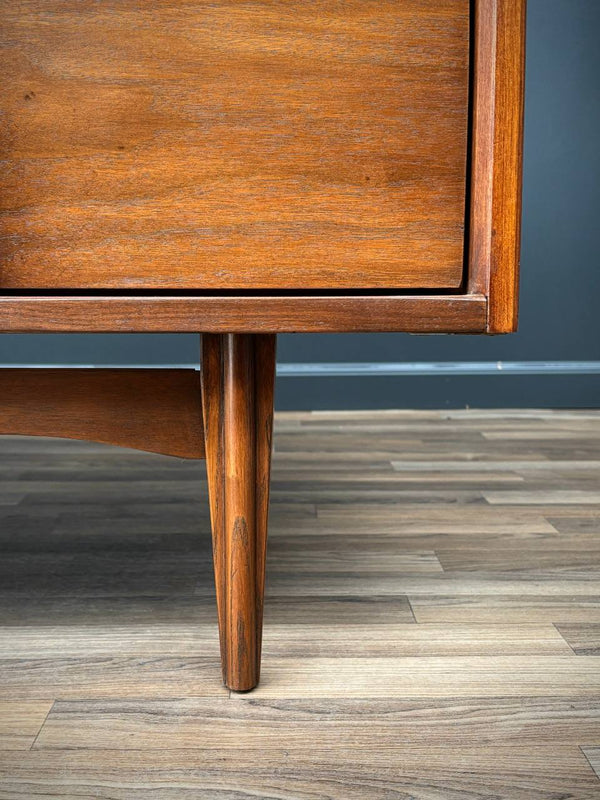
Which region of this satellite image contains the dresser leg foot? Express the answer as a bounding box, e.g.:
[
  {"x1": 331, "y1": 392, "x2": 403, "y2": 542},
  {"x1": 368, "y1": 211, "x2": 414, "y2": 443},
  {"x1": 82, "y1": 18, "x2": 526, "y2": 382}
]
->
[{"x1": 201, "y1": 333, "x2": 276, "y2": 692}]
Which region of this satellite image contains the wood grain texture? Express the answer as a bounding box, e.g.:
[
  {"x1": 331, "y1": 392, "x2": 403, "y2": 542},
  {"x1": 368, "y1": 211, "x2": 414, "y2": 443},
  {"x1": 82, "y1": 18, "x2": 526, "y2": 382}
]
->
[
  {"x1": 0, "y1": 294, "x2": 487, "y2": 333},
  {"x1": 0, "y1": 656, "x2": 226, "y2": 700},
  {"x1": 0, "y1": 624, "x2": 571, "y2": 659},
  {"x1": 201, "y1": 334, "x2": 276, "y2": 691},
  {"x1": 0, "y1": 369, "x2": 204, "y2": 459},
  {"x1": 1, "y1": 747, "x2": 599, "y2": 800},
  {"x1": 0, "y1": 0, "x2": 469, "y2": 291},
  {"x1": 28, "y1": 697, "x2": 600, "y2": 750},
  {"x1": 468, "y1": 0, "x2": 527, "y2": 331},
  {"x1": 249, "y1": 655, "x2": 600, "y2": 699}
]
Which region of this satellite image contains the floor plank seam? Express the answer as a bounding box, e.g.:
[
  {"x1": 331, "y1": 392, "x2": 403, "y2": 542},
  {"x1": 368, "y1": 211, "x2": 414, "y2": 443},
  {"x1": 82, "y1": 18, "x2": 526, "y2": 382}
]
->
[
  {"x1": 552, "y1": 623, "x2": 578, "y2": 655},
  {"x1": 580, "y1": 746, "x2": 600, "y2": 782},
  {"x1": 28, "y1": 700, "x2": 55, "y2": 752},
  {"x1": 405, "y1": 596, "x2": 418, "y2": 624}
]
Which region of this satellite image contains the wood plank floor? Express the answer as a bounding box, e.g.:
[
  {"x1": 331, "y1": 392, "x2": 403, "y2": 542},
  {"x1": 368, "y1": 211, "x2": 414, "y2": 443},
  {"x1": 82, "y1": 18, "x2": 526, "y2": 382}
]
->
[{"x1": 1, "y1": 409, "x2": 600, "y2": 798}]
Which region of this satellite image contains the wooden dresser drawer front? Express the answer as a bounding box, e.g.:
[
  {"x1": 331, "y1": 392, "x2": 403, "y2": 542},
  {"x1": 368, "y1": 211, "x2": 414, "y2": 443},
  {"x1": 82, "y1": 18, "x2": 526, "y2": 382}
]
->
[{"x1": 0, "y1": 0, "x2": 470, "y2": 291}]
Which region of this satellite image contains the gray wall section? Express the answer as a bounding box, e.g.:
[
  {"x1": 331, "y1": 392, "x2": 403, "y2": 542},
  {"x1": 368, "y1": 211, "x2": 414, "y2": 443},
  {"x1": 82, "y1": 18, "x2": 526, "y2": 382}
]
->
[{"x1": 1, "y1": 0, "x2": 599, "y2": 409}]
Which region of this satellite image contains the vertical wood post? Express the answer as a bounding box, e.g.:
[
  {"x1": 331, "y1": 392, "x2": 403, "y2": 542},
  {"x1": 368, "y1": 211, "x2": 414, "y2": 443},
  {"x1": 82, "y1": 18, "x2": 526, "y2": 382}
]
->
[{"x1": 201, "y1": 333, "x2": 276, "y2": 691}]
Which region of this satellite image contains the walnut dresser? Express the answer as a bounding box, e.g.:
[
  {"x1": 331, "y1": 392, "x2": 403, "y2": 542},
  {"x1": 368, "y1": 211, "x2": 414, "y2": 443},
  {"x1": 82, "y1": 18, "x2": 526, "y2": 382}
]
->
[{"x1": 0, "y1": 0, "x2": 526, "y2": 691}]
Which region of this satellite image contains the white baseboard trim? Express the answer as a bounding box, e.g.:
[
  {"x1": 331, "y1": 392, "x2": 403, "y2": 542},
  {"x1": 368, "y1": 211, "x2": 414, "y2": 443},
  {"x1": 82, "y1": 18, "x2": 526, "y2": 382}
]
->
[
  {"x1": 1, "y1": 361, "x2": 599, "y2": 377},
  {"x1": 277, "y1": 361, "x2": 600, "y2": 377}
]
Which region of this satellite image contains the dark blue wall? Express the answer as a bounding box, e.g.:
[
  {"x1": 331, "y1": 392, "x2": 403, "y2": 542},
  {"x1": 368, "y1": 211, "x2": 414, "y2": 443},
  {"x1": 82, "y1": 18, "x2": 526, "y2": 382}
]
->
[{"x1": 1, "y1": 0, "x2": 599, "y2": 409}]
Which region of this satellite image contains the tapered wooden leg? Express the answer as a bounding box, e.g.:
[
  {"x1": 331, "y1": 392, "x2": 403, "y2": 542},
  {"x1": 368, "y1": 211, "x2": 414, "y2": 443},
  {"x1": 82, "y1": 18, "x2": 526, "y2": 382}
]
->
[{"x1": 201, "y1": 333, "x2": 276, "y2": 692}]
